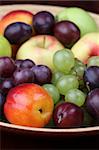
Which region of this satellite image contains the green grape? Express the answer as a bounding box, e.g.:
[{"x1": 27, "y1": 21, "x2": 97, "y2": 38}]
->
[
  {"x1": 70, "y1": 58, "x2": 86, "y2": 78},
  {"x1": 56, "y1": 75, "x2": 79, "y2": 95},
  {"x1": 53, "y1": 49, "x2": 75, "y2": 74},
  {"x1": 87, "y1": 56, "x2": 99, "y2": 67},
  {"x1": 43, "y1": 84, "x2": 60, "y2": 104},
  {"x1": 65, "y1": 89, "x2": 86, "y2": 107},
  {"x1": 51, "y1": 71, "x2": 64, "y2": 85}
]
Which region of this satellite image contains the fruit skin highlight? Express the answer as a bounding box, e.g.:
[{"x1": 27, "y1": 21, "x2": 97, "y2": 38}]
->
[
  {"x1": 4, "y1": 83, "x2": 54, "y2": 128},
  {"x1": 16, "y1": 35, "x2": 64, "y2": 71},
  {"x1": 0, "y1": 36, "x2": 12, "y2": 57},
  {"x1": 71, "y1": 33, "x2": 99, "y2": 64},
  {"x1": 0, "y1": 10, "x2": 33, "y2": 35},
  {"x1": 56, "y1": 7, "x2": 97, "y2": 36}
]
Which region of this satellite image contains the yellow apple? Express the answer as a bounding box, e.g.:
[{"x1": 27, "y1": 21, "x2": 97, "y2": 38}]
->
[{"x1": 16, "y1": 35, "x2": 64, "y2": 70}]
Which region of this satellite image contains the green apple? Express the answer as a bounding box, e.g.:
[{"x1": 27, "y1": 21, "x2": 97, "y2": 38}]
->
[
  {"x1": 56, "y1": 7, "x2": 97, "y2": 36},
  {"x1": 16, "y1": 35, "x2": 64, "y2": 71},
  {"x1": 0, "y1": 35, "x2": 12, "y2": 57},
  {"x1": 71, "y1": 32, "x2": 99, "y2": 64}
]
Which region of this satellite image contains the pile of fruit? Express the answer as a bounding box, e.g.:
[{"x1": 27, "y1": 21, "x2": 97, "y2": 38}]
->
[{"x1": 0, "y1": 7, "x2": 99, "y2": 128}]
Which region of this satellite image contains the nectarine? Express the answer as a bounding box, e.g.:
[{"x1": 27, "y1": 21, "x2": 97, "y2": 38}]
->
[{"x1": 4, "y1": 83, "x2": 54, "y2": 128}]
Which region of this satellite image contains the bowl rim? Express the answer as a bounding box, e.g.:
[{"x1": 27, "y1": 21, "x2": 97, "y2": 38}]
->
[{"x1": 0, "y1": 122, "x2": 99, "y2": 133}]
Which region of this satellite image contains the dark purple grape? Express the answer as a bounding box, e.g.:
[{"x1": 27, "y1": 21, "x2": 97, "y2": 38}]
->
[
  {"x1": 0, "y1": 57, "x2": 16, "y2": 78},
  {"x1": 53, "y1": 102, "x2": 84, "y2": 128},
  {"x1": 54, "y1": 21, "x2": 80, "y2": 48},
  {"x1": 15, "y1": 59, "x2": 23, "y2": 68},
  {"x1": 86, "y1": 88, "x2": 99, "y2": 120},
  {"x1": 31, "y1": 65, "x2": 52, "y2": 85},
  {"x1": 33, "y1": 11, "x2": 55, "y2": 34},
  {"x1": 13, "y1": 68, "x2": 35, "y2": 85},
  {"x1": 0, "y1": 78, "x2": 14, "y2": 94},
  {"x1": 84, "y1": 66, "x2": 99, "y2": 90},
  {"x1": 20, "y1": 59, "x2": 35, "y2": 69},
  {"x1": 4, "y1": 22, "x2": 32, "y2": 45}
]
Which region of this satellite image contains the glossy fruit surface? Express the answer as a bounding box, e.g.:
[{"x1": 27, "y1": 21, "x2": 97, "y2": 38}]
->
[
  {"x1": 56, "y1": 7, "x2": 97, "y2": 36},
  {"x1": 0, "y1": 10, "x2": 33, "y2": 35},
  {"x1": 53, "y1": 102, "x2": 84, "y2": 128},
  {"x1": 33, "y1": 11, "x2": 55, "y2": 34},
  {"x1": 51, "y1": 71, "x2": 64, "y2": 85},
  {"x1": 15, "y1": 59, "x2": 23, "y2": 68},
  {"x1": 4, "y1": 22, "x2": 32, "y2": 45},
  {"x1": 0, "y1": 78, "x2": 14, "y2": 94},
  {"x1": 56, "y1": 75, "x2": 79, "y2": 95},
  {"x1": 43, "y1": 84, "x2": 60, "y2": 104},
  {"x1": 20, "y1": 59, "x2": 35, "y2": 69},
  {"x1": 0, "y1": 57, "x2": 16, "y2": 78},
  {"x1": 53, "y1": 49, "x2": 75, "y2": 74},
  {"x1": 86, "y1": 88, "x2": 99, "y2": 120},
  {"x1": 31, "y1": 65, "x2": 52, "y2": 85},
  {"x1": 54, "y1": 21, "x2": 80, "y2": 48},
  {"x1": 87, "y1": 56, "x2": 99, "y2": 67},
  {"x1": 84, "y1": 66, "x2": 99, "y2": 90},
  {"x1": 65, "y1": 89, "x2": 86, "y2": 107},
  {"x1": 13, "y1": 68, "x2": 35, "y2": 85},
  {"x1": 4, "y1": 83, "x2": 54, "y2": 127}
]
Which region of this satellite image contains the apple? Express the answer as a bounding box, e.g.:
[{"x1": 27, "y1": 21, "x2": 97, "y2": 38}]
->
[
  {"x1": 56, "y1": 7, "x2": 97, "y2": 37},
  {"x1": 0, "y1": 35, "x2": 12, "y2": 57},
  {"x1": 4, "y1": 83, "x2": 54, "y2": 128},
  {"x1": 71, "y1": 32, "x2": 99, "y2": 64},
  {"x1": 0, "y1": 10, "x2": 33, "y2": 35},
  {"x1": 16, "y1": 35, "x2": 64, "y2": 71}
]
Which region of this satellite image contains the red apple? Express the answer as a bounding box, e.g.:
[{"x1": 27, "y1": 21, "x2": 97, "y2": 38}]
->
[
  {"x1": 16, "y1": 35, "x2": 64, "y2": 71},
  {"x1": 71, "y1": 33, "x2": 99, "y2": 64},
  {"x1": 4, "y1": 83, "x2": 54, "y2": 128},
  {"x1": 0, "y1": 10, "x2": 33, "y2": 35}
]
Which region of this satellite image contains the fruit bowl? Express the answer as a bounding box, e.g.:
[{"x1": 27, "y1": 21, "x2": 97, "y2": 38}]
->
[{"x1": 0, "y1": 4, "x2": 99, "y2": 137}]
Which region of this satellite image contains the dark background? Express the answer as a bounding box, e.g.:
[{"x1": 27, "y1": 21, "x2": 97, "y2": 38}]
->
[
  {"x1": 0, "y1": 0, "x2": 99, "y2": 149},
  {"x1": 1, "y1": 0, "x2": 99, "y2": 13}
]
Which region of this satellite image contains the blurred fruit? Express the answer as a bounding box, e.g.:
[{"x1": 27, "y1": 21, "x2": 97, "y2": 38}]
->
[
  {"x1": 0, "y1": 35, "x2": 12, "y2": 57},
  {"x1": 54, "y1": 21, "x2": 80, "y2": 48},
  {"x1": 0, "y1": 10, "x2": 33, "y2": 35},
  {"x1": 53, "y1": 102, "x2": 84, "y2": 128},
  {"x1": 4, "y1": 22, "x2": 32, "y2": 45},
  {"x1": 65, "y1": 89, "x2": 86, "y2": 107},
  {"x1": 56, "y1": 75, "x2": 79, "y2": 95},
  {"x1": 33, "y1": 11, "x2": 55, "y2": 34},
  {"x1": 56, "y1": 7, "x2": 97, "y2": 36},
  {"x1": 31, "y1": 65, "x2": 52, "y2": 85},
  {"x1": 71, "y1": 33, "x2": 99, "y2": 64},
  {"x1": 16, "y1": 35, "x2": 64, "y2": 70},
  {"x1": 0, "y1": 78, "x2": 14, "y2": 94},
  {"x1": 51, "y1": 71, "x2": 64, "y2": 85},
  {"x1": 20, "y1": 59, "x2": 35, "y2": 69},
  {"x1": 86, "y1": 88, "x2": 99, "y2": 120},
  {"x1": 84, "y1": 66, "x2": 99, "y2": 90},
  {"x1": 43, "y1": 84, "x2": 60, "y2": 104},
  {"x1": 4, "y1": 83, "x2": 54, "y2": 127},
  {"x1": 87, "y1": 56, "x2": 99, "y2": 67},
  {"x1": 53, "y1": 49, "x2": 75, "y2": 74},
  {"x1": 0, "y1": 57, "x2": 16, "y2": 78},
  {"x1": 82, "y1": 107, "x2": 93, "y2": 127},
  {"x1": 0, "y1": 92, "x2": 5, "y2": 117},
  {"x1": 13, "y1": 68, "x2": 35, "y2": 86},
  {"x1": 15, "y1": 59, "x2": 23, "y2": 68},
  {"x1": 70, "y1": 59, "x2": 86, "y2": 78}
]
